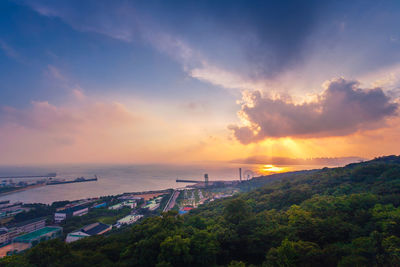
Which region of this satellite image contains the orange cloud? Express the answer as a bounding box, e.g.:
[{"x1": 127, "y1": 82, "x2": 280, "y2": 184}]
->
[{"x1": 230, "y1": 78, "x2": 398, "y2": 144}]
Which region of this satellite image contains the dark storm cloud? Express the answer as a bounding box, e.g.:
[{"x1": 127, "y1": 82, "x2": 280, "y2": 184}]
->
[
  {"x1": 219, "y1": 0, "x2": 320, "y2": 77},
  {"x1": 230, "y1": 78, "x2": 398, "y2": 144},
  {"x1": 21, "y1": 0, "x2": 322, "y2": 78},
  {"x1": 143, "y1": 0, "x2": 322, "y2": 77}
]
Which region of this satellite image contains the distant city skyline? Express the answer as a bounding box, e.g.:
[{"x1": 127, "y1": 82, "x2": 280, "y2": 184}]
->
[{"x1": 0, "y1": 0, "x2": 399, "y2": 165}]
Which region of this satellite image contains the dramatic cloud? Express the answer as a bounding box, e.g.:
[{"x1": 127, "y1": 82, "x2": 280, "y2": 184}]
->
[
  {"x1": 207, "y1": 0, "x2": 320, "y2": 77},
  {"x1": 156, "y1": 0, "x2": 321, "y2": 77},
  {"x1": 22, "y1": 0, "x2": 321, "y2": 87},
  {"x1": 230, "y1": 78, "x2": 398, "y2": 144}
]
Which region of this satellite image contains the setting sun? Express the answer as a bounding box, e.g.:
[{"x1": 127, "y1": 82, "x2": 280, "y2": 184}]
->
[{"x1": 259, "y1": 164, "x2": 287, "y2": 174}]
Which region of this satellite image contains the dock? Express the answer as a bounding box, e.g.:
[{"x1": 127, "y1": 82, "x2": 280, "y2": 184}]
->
[
  {"x1": 176, "y1": 179, "x2": 200, "y2": 183},
  {"x1": 46, "y1": 176, "x2": 98, "y2": 185}
]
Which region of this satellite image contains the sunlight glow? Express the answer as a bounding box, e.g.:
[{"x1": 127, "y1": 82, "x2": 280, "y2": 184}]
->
[{"x1": 259, "y1": 164, "x2": 287, "y2": 174}]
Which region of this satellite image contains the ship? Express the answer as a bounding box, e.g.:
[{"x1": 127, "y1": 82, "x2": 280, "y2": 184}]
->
[{"x1": 46, "y1": 175, "x2": 98, "y2": 185}]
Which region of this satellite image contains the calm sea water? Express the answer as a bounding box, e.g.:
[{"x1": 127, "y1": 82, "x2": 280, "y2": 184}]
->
[{"x1": 0, "y1": 163, "x2": 322, "y2": 204}]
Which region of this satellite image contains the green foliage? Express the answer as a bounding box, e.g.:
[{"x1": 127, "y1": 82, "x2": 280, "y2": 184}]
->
[
  {"x1": 224, "y1": 199, "x2": 252, "y2": 225},
  {"x1": 228, "y1": 260, "x2": 246, "y2": 267},
  {"x1": 26, "y1": 239, "x2": 77, "y2": 267},
  {"x1": 2, "y1": 155, "x2": 400, "y2": 266},
  {"x1": 265, "y1": 239, "x2": 322, "y2": 267},
  {"x1": 158, "y1": 235, "x2": 192, "y2": 266}
]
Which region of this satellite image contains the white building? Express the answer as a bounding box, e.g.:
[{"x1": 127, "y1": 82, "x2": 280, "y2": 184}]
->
[
  {"x1": 108, "y1": 203, "x2": 123, "y2": 210},
  {"x1": 122, "y1": 200, "x2": 137, "y2": 209},
  {"x1": 108, "y1": 200, "x2": 137, "y2": 210},
  {"x1": 66, "y1": 222, "x2": 111, "y2": 243},
  {"x1": 54, "y1": 206, "x2": 88, "y2": 223},
  {"x1": 115, "y1": 215, "x2": 143, "y2": 228}
]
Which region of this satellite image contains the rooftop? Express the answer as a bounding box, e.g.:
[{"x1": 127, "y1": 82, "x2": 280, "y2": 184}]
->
[
  {"x1": 117, "y1": 215, "x2": 142, "y2": 224},
  {"x1": 81, "y1": 222, "x2": 110, "y2": 236},
  {"x1": 93, "y1": 202, "x2": 106, "y2": 207},
  {"x1": 119, "y1": 195, "x2": 143, "y2": 200},
  {"x1": 144, "y1": 202, "x2": 159, "y2": 209},
  {"x1": 13, "y1": 227, "x2": 61, "y2": 242},
  {"x1": 109, "y1": 203, "x2": 123, "y2": 209},
  {"x1": 57, "y1": 205, "x2": 87, "y2": 214},
  {"x1": 10, "y1": 217, "x2": 46, "y2": 228}
]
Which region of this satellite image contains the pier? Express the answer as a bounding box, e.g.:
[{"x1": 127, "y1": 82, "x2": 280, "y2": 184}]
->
[
  {"x1": 176, "y1": 179, "x2": 199, "y2": 183},
  {"x1": 0, "y1": 173, "x2": 57, "y2": 179},
  {"x1": 176, "y1": 174, "x2": 209, "y2": 186}
]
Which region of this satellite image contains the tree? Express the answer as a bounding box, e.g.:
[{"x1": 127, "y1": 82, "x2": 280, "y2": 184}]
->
[
  {"x1": 26, "y1": 239, "x2": 76, "y2": 267},
  {"x1": 190, "y1": 230, "x2": 218, "y2": 266},
  {"x1": 224, "y1": 199, "x2": 251, "y2": 225},
  {"x1": 381, "y1": 235, "x2": 400, "y2": 265},
  {"x1": 265, "y1": 239, "x2": 322, "y2": 267},
  {"x1": 158, "y1": 235, "x2": 192, "y2": 267}
]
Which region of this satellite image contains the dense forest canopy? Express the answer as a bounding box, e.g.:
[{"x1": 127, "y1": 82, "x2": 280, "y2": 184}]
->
[{"x1": 2, "y1": 156, "x2": 400, "y2": 267}]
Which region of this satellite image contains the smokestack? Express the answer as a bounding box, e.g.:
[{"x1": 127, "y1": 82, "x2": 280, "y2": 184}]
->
[{"x1": 239, "y1": 168, "x2": 242, "y2": 182}]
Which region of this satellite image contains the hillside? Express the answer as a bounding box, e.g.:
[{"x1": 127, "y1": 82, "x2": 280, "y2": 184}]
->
[{"x1": 2, "y1": 156, "x2": 400, "y2": 267}]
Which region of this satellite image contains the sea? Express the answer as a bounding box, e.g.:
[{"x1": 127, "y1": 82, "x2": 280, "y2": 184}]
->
[{"x1": 0, "y1": 163, "x2": 324, "y2": 204}]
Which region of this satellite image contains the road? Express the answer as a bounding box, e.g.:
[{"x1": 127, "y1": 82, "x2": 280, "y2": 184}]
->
[{"x1": 163, "y1": 190, "x2": 180, "y2": 212}]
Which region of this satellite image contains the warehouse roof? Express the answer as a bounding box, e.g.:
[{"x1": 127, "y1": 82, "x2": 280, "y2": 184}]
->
[
  {"x1": 13, "y1": 227, "x2": 61, "y2": 242},
  {"x1": 57, "y1": 205, "x2": 87, "y2": 214},
  {"x1": 117, "y1": 215, "x2": 142, "y2": 224},
  {"x1": 81, "y1": 222, "x2": 110, "y2": 236},
  {"x1": 10, "y1": 217, "x2": 46, "y2": 228}
]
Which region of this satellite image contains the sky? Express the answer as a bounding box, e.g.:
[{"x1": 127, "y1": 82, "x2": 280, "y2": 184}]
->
[{"x1": 0, "y1": 0, "x2": 399, "y2": 166}]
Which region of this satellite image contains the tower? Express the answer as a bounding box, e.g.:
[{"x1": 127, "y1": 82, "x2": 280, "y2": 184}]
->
[
  {"x1": 239, "y1": 168, "x2": 242, "y2": 182},
  {"x1": 204, "y1": 173, "x2": 209, "y2": 187}
]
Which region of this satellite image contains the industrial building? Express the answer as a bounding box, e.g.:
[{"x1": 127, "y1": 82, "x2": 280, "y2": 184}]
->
[
  {"x1": 118, "y1": 195, "x2": 143, "y2": 201},
  {"x1": 122, "y1": 200, "x2": 137, "y2": 209},
  {"x1": 0, "y1": 229, "x2": 8, "y2": 244},
  {"x1": 92, "y1": 202, "x2": 107, "y2": 209},
  {"x1": 0, "y1": 202, "x2": 22, "y2": 213},
  {"x1": 143, "y1": 196, "x2": 162, "y2": 211},
  {"x1": 0, "y1": 209, "x2": 23, "y2": 219},
  {"x1": 54, "y1": 205, "x2": 88, "y2": 222},
  {"x1": 0, "y1": 202, "x2": 25, "y2": 219},
  {"x1": 12, "y1": 226, "x2": 62, "y2": 252},
  {"x1": 115, "y1": 215, "x2": 143, "y2": 227},
  {"x1": 0, "y1": 217, "x2": 47, "y2": 245},
  {"x1": 8, "y1": 217, "x2": 47, "y2": 240},
  {"x1": 66, "y1": 222, "x2": 111, "y2": 243},
  {"x1": 108, "y1": 203, "x2": 124, "y2": 210},
  {"x1": 108, "y1": 200, "x2": 136, "y2": 210}
]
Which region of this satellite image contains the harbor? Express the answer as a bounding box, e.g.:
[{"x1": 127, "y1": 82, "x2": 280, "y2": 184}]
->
[
  {"x1": 46, "y1": 176, "x2": 98, "y2": 185},
  {"x1": 0, "y1": 173, "x2": 99, "y2": 198},
  {"x1": 0, "y1": 164, "x2": 268, "y2": 204}
]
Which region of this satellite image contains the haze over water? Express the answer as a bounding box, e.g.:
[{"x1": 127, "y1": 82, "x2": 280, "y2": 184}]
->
[{"x1": 0, "y1": 163, "x2": 326, "y2": 204}]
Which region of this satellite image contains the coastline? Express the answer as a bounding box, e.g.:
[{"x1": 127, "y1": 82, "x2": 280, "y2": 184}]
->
[
  {"x1": 0, "y1": 184, "x2": 46, "y2": 197},
  {"x1": 0, "y1": 184, "x2": 175, "y2": 205}
]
